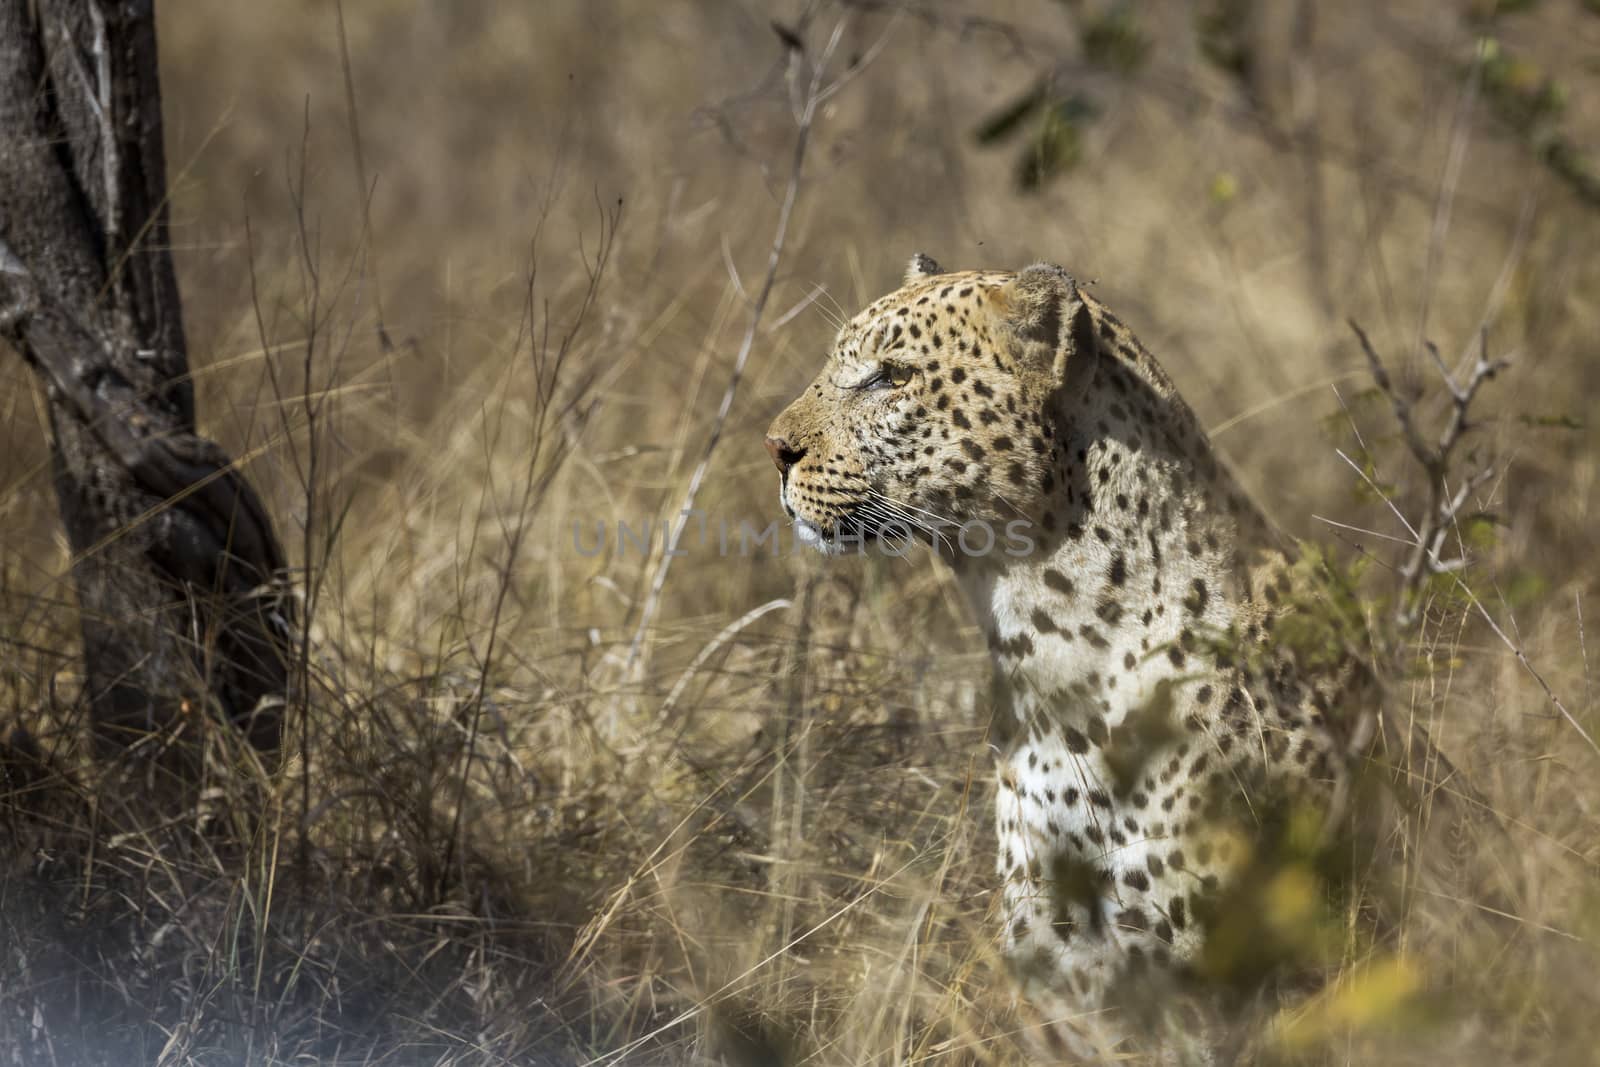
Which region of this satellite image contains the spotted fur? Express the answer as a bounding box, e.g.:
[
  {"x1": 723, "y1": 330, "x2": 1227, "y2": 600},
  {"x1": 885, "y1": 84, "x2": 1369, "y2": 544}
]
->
[{"x1": 765, "y1": 259, "x2": 1378, "y2": 1059}]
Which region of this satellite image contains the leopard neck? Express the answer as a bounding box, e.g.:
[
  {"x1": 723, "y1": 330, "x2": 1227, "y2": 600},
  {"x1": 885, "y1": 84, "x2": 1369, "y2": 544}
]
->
[{"x1": 956, "y1": 343, "x2": 1277, "y2": 732}]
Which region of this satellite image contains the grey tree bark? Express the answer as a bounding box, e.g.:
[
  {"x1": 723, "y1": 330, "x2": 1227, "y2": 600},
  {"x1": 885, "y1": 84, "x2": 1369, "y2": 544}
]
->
[{"x1": 0, "y1": 0, "x2": 290, "y2": 756}]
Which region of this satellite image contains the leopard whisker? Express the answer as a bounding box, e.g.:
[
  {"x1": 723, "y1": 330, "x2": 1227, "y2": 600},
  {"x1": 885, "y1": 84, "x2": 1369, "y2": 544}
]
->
[
  {"x1": 864, "y1": 489, "x2": 962, "y2": 533},
  {"x1": 857, "y1": 500, "x2": 933, "y2": 543},
  {"x1": 811, "y1": 284, "x2": 850, "y2": 333},
  {"x1": 858, "y1": 496, "x2": 954, "y2": 555}
]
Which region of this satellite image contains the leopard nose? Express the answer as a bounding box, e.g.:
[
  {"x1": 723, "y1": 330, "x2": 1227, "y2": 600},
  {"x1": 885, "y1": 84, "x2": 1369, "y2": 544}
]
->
[{"x1": 764, "y1": 435, "x2": 806, "y2": 475}]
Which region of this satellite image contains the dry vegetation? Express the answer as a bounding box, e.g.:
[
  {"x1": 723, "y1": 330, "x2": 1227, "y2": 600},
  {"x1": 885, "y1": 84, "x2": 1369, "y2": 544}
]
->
[{"x1": 3, "y1": 1, "x2": 1599, "y2": 1063}]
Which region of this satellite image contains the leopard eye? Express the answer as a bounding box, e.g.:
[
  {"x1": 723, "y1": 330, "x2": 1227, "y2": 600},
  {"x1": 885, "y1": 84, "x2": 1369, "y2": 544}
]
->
[{"x1": 861, "y1": 363, "x2": 913, "y2": 391}]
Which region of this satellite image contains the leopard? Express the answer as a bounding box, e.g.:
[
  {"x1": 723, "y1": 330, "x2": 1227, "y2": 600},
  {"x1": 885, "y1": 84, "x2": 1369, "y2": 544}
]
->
[{"x1": 762, "y1": 255, "x2": 1464, "y2": 1061}]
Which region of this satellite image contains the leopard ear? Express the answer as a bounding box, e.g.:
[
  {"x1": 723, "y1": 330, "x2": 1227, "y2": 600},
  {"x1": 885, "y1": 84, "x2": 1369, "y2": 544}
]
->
[
  {"x1": 993, "y1": 262, "x2": 1098, "y2": 384},
  {"x1": 904, "y1": 252, "x2": 943, "y2": 284}
]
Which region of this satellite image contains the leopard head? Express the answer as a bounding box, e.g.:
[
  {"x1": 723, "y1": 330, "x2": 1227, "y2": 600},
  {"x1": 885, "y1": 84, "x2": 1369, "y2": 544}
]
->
[{"x1": 764, "y1": 257, "x2": 1100, "y2": 559}]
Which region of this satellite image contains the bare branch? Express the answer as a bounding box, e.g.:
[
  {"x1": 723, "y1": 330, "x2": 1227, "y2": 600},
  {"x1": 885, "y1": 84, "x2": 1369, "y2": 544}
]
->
[
  {"x1": 1346, "y1": 318, "x2": 1591, "y2": 760},
  {"x1": 1347, "y1": 320, "x2": 1506, "y2": 619},
  {"x1": 619, "y1": 17, "x2": 855, "y2": 699},
  {"x1": 1348, "y1": 319, "x2": 1437, "y2": 482}
]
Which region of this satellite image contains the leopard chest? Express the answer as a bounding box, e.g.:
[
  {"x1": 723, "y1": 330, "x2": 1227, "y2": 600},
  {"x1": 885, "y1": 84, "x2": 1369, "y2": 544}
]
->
[{"x1": 960, "y1": 497, "x2": 1248, "y2": 907}]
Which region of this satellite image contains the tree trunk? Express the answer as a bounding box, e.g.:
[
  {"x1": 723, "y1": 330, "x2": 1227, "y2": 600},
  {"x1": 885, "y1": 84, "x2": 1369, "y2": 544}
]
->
[{"x1": 0, "y1": 0, "x2": 290, "y2": 756}]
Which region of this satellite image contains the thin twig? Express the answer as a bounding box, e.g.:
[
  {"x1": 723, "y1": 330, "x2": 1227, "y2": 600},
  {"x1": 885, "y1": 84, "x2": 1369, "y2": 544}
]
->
[
  {"x1": 658, "y1": 597, "x2": 792, "y2": 720},
  {"x1": 1448, "y1": 573, "x2": 1600, "y2": 761},
  {"x1": 620, "y1": 19, "x2": 850, "y2": 695},
  {"x1": 440, "y1": 198, "x2": 618, "y2": 895},
  {"x1": 1579, "y1": 593, "x2": 1592, "y2": 715},
  {"x1": 334, "y1": 0, "x2": 390, "y2": 350}
]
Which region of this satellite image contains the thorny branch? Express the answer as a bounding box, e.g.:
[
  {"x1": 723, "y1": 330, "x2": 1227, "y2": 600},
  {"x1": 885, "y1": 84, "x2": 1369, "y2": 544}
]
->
[
  {"x1": 1344, "y1": 321, "x2": 1598, "y2": 760},
  {"x1": 1348, "y1": 320, "x2": 1506, "y2": 622}
]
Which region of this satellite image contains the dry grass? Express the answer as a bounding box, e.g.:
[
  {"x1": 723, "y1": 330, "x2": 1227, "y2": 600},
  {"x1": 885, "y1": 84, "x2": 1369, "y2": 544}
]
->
[{"x1": 3, "y1": 1, "x2": 1599, "y2": 1063}]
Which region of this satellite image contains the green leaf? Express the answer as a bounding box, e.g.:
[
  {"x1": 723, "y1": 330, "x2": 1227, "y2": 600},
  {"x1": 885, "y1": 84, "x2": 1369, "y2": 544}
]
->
[
  {"x1": 1080, "y1": 5, "x2": 1148, "y2": 74},
  {"x1": 1015, "y1": 97, "x2": 1098, "y2": 190},
  {"x1": 1465, "y1": 0, "x2": 1542, "y2": 21},
  {"x1": 1505, "y1": 571, "x2": 1549, "y2": 611},
  {"x1": 1197, "y1": 0, "x2": 1255, "y2": 81},
  {"x1": 974, "y1": 78, "x2": 1049, "y2": 145},
  {"x1": 1459, "y1": 513, "x2": 1503, "y2": 552},
  {"x1": 1477, "y1": 37, "x2": 1566, "y2": 126},
  {"x1": 1515, "y1": 413, "x2": 1585, "y2": 430}
]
